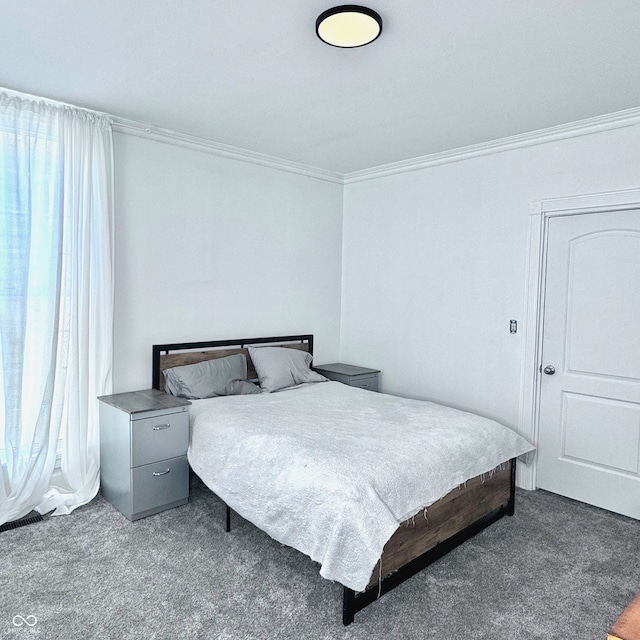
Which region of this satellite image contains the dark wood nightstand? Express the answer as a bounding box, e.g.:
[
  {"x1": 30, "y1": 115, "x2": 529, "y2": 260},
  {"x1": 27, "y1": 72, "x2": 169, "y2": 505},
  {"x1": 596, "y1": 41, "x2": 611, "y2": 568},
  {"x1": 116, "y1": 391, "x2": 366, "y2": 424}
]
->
[
  {"x1": 314, "y1": 363, "x2": 380, "y2": 392},
  {"x1": 609, "y1": 593, "x2": 640, "y2": 640}
]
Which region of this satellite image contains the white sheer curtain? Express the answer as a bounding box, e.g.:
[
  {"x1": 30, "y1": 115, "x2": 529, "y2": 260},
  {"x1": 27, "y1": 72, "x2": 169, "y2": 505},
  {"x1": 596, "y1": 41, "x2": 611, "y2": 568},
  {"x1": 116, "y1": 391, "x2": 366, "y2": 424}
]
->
[{"x1": 0, "y1": 91, "x2": 113, "y2": 525}]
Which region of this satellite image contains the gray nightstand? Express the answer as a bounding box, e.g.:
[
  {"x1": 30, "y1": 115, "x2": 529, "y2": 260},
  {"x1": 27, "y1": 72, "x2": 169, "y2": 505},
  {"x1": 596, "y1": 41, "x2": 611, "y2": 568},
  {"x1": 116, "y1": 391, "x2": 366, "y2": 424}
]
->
[
  {"x1": 314, "y1": 363, "x2": 380, "y2": 392},
  {"x1": 98, "y1": 389, "x2": 191, "y2": 521}
]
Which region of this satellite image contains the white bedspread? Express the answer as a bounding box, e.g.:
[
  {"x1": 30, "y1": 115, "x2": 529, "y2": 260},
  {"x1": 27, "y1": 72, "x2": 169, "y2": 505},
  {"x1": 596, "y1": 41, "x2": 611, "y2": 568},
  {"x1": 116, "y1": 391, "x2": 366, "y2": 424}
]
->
[{"x1": 187, "y1": 381, "x2": 534, "y2": 592}]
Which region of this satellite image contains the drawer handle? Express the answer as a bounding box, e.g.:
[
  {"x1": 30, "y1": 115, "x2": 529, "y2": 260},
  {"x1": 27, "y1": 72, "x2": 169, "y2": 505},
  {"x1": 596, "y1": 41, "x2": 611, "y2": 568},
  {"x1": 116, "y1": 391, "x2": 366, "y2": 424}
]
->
[
  {"x1": 152, "y1": 423, "x2": 171, "y2": 431},
  {"x1": 360, "y1": 384, "x2": 369, "y2": 388},
  {"x1": 152, "y1": 468, "x2": 171, "y2": 477}
]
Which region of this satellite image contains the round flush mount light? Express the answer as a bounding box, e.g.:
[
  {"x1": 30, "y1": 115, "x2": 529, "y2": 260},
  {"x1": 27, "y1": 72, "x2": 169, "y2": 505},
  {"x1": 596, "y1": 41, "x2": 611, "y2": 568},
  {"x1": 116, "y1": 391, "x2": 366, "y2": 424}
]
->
[{"x1": 316, "y1": 5, "x2": 383, "y2": 48}]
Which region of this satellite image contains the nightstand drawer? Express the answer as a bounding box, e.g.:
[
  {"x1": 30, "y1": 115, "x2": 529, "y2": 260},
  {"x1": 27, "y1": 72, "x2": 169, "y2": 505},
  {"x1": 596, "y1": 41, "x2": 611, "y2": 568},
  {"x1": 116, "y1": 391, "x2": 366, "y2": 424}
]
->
[
  {"x1": 350, "y1": 375, "x2": 379, "y2": 392},
  {"x1": 131, "y1": 411, "x2": 189, "y2": 467},
  {"x1": 132, "y1": 456, "x2": 189, "y2": 515}
]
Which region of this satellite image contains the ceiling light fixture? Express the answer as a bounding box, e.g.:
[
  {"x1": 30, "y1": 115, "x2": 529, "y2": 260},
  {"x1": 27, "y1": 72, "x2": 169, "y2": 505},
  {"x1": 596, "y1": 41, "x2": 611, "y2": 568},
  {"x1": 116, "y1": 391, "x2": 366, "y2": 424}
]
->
[{"x1": 316, "y1": 5, "x2": 383, "y2": 48}]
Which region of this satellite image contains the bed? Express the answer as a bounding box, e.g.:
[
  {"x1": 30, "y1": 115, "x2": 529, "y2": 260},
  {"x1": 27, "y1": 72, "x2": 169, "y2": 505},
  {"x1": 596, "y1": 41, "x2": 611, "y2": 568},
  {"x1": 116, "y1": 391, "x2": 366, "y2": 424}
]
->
[{"x1": 151, "y1": 334, "x2": 534, "y2": 625}]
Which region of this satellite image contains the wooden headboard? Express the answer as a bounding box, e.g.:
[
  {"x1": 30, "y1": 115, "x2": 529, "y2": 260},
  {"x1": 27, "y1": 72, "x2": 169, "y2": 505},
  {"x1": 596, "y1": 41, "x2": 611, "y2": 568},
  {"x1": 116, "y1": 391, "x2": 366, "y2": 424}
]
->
[{"x1": 151, "y1": 334, "x2": 314, "y2": 392}]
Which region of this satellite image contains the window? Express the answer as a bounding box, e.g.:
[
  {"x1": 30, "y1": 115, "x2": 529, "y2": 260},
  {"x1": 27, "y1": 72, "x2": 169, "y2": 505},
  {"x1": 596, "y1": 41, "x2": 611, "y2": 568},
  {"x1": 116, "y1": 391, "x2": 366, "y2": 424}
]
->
[{"x1": 0, "y1": 115, "x2": 63, "y2": 467}]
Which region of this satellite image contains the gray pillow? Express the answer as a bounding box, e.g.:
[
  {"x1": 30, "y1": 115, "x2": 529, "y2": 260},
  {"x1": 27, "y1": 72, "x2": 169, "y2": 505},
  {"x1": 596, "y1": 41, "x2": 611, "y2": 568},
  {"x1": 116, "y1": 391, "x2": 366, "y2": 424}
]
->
[
  {"x1": 248, "y1": 346, "x2": 327, "y2": 393},
  {"x1": 163, "y1": 354, "x2": 259, "y2": 399},
  {"x1": 223, "y1": 379, "x2": 261, "y2": 396}
]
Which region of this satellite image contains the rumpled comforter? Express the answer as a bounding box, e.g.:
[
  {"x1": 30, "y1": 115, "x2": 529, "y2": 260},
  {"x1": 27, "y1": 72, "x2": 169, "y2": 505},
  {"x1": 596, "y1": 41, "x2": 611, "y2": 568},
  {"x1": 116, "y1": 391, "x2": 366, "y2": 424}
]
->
[{"x1": 187, "y1": 381, "x2": 534, "y2": 592}]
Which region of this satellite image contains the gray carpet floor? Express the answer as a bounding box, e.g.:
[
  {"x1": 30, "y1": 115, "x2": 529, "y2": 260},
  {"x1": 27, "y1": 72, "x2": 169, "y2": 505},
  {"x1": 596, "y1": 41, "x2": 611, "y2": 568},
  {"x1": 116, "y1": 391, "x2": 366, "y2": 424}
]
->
[{"x1": 2, "y1": 475, "x2": 638, "y2": 640}]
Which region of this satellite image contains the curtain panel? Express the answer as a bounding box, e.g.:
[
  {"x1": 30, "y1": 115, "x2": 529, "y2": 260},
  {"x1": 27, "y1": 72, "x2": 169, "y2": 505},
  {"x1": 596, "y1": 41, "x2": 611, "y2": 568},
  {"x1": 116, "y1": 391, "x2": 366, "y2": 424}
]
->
[{"x1": 0, "y1": 91, "x2": 114, "y2": 524}]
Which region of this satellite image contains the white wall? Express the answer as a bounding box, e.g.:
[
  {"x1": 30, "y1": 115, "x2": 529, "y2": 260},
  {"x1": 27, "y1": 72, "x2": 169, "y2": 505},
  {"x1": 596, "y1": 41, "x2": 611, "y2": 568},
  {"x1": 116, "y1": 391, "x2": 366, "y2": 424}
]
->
[
  {"x1": 340, "y1": 125, "x2": 640, "y2": 432},
  {"x1": 112, "y1": 123, "x2": 640, "y2": 413},
  {"x1": 113, "y1": 133, "x2": 344, "y2": 392}
]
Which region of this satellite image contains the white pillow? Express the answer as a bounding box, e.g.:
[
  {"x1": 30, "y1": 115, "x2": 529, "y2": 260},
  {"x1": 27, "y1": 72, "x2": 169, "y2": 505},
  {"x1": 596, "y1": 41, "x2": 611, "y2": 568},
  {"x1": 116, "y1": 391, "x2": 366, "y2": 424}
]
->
[{"x1": 248, "y1": 346, "x2": 327, "y2": 393}]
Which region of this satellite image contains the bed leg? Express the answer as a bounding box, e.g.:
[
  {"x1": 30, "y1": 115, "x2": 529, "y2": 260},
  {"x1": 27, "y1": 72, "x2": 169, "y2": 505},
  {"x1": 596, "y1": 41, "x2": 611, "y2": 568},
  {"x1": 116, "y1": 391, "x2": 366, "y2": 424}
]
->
[
  {"x1": 507, "y1": 458, "x2": 517, "y2": 516},
  {"x1": 225, "y1": 504, "x2": 231, "y2": 532},
  {"x1": 343, "y1": 587, "x2": 355, "y2": 626}
]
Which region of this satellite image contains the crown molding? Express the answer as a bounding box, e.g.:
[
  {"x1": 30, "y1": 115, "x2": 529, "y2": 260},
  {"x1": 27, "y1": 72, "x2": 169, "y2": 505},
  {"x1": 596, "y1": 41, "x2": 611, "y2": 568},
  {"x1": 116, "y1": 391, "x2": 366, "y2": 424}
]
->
[
  {"x1": 4, "y1": 85, "x2": 639, "y2": 186},
  {"x1": 111, "y1": 116, "x2": 344, "y2": 185},
  {"x1": 343, "y1": 106, "x2": 640, "y2": 184},
  {"x1": 113, "y1": 106, "x2": 640, "y2": 186}
]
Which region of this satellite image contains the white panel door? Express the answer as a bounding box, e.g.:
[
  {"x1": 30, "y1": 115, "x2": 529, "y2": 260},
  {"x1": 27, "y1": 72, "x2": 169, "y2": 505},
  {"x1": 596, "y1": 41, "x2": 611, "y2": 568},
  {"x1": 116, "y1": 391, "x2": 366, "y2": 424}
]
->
[{"x1": 537, "y1": 209, "x2": 640, "y2": 519}]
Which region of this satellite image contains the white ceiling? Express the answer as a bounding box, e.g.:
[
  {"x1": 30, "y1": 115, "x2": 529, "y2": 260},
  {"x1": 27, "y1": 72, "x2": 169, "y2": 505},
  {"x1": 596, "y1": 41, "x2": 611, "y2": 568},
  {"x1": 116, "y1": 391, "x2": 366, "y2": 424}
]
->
[{"x1": 1, "y1": 0, "x2": 639, "y2": 174}]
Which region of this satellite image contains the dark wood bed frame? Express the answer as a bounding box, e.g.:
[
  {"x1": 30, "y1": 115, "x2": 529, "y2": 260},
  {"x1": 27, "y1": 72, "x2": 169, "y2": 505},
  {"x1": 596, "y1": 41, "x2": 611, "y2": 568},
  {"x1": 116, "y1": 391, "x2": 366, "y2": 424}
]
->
[{"x1": 152, "y1": 334, "x2": 517, "y2": 626}]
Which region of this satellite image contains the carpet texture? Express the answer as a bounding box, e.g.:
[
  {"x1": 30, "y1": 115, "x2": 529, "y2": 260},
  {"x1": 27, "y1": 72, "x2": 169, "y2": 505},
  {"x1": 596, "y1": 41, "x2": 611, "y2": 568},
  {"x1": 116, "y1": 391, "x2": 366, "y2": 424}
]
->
[{"x1": 2, "y1": 475, "x2": 638, "y2": 639}]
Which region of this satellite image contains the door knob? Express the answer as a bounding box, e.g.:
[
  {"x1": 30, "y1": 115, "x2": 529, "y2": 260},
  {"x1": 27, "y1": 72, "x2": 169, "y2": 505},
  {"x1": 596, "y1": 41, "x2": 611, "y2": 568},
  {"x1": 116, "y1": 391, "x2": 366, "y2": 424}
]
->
[{"x1": 543, "y1": 365, "x2": 556, "y2": 375}]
